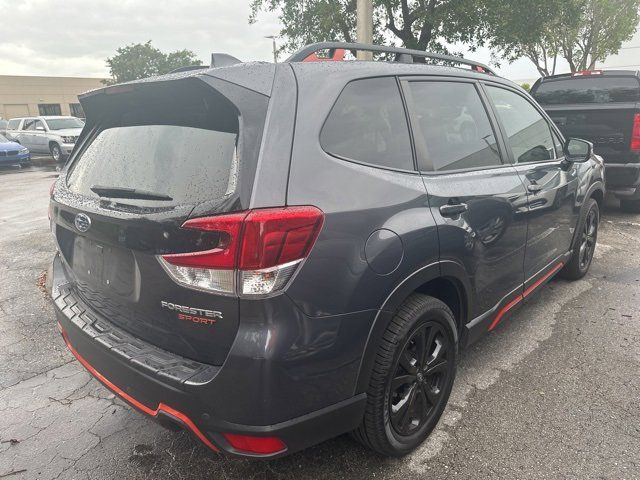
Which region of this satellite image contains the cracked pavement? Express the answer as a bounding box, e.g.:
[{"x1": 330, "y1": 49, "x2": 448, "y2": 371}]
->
[{"x1": 0, "y1": 166, "x2": 639, "y2": 479}]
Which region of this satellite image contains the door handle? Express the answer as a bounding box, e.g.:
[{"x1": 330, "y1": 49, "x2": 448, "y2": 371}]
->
[
  {"x1": 527, "y1": 183, "x2": 543, "y2": 193},
  {"x1": 440, "y1": 203, "x2": 468, "y2": 217}
]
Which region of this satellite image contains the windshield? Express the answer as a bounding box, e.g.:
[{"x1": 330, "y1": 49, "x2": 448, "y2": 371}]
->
[
  {"x1": 45, "y1": 118, "x2": 85, "y2": 130},
  {"x1": 534, "y1": 76, "x2": 640, "y2": 105}
]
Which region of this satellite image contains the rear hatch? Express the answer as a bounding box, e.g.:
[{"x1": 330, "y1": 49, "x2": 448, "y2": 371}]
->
[
  {"x1": 532, "y1": 74, "x2": 640, "y2": 165},
  {"x1": 51, "y1": 74, "x2": 270, "y2": 365}
]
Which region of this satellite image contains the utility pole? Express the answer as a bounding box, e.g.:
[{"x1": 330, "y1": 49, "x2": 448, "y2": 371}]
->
[
  {"x1": 356, "y1": 0, "x2": 373, "y2": 60},
  {"x1": 265, "y1": 35, "x2": 278, "y2": 63}
]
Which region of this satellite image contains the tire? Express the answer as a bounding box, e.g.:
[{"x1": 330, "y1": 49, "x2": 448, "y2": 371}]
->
[
  {"x1": 50, "y1": 143, "x2": 64, "y2": 163},
  {"x1": 353, "y1": 294, "x2": 458, "y2": 456},
  {"x1": 620, "y1": 199, "x2": 640, "y2": 213},
  {"x1": 559, "y1": 198, "x2": 599, "y2": 280}
]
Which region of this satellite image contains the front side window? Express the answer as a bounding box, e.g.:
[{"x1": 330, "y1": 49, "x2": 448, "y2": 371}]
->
[
  {"x1": 552, "y1": 130, "x2": 565, "y2": 158},
  {"x1": 406, "y1": 81, "x2": 502, "y2": 172},
  {"x1": 23, "y1": 119, "x2": 35, "y2": 131},
  {"x1": 321, "y1": 77, "x2": 413, "y2": 170},
  {"x1": 486, "y1": 86, "x2": 556, "y2": 164}
]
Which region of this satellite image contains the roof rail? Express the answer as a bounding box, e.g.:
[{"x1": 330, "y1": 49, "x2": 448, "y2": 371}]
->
[{"x1": 285, "y1": 42, "x2": 496, "y2": 75}]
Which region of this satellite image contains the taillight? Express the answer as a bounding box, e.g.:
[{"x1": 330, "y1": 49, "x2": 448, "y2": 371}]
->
[
  {"x1": 159, "y1": 206, "x2": 324, "y2": 296},
  {"x1": 631, "y1": 113, "x2": 640, "y2": 152}
]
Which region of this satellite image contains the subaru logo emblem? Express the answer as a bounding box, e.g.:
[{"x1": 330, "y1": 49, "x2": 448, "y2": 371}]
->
[{"x1": 74, "y1": 213, "x2": 91, "y2": 233}]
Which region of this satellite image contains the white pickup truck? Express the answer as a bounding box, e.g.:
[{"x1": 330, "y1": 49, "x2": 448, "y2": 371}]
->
[{"x1": 5, "y1": 116, "x2": 84, "y2": 162}]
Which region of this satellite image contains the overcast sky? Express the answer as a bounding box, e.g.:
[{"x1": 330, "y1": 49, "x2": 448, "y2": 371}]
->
[{"x1": 0, "y1": 0, "x2": 559, "y2": 83}]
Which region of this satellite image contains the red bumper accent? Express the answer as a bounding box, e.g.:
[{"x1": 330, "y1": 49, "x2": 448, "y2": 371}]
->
[
  {"x1": 58, "y1": 323, "x2": 219, "y2": 453},
  {"x1": 488, "y1": 261, "x2": 564, "y2": 331}
]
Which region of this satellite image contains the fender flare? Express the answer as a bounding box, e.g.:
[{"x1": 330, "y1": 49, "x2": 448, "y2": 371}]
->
[
  {"x1": 585, "y1": 181, "x2": 605, "y2": 207},
  {"x1": 570, "y1": 180, "x2": 604, "y2": 250},
  {"x1": 353, "y1": 260, "x2": 473, "y2": 395}
]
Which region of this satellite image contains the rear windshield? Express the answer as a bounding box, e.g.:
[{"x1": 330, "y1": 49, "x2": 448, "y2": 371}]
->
[
  {"x1": 67, "y1": 84, "x2": 239, "y2": 205},
  {"x1": 534, "y1": 76, "x2": 640, "y2": 105}
]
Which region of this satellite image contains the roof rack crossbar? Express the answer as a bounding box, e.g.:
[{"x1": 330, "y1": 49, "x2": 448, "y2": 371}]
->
[{"x1": 286, "y1": 42, "x2": 496, "y2": 75}]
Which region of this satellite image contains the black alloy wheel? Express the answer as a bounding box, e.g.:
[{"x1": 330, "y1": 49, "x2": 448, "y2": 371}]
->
[
  {"x1": 578, "y1": 207, "x2": 597, "y2": 270},
  {"x1": 560, "y1": 198, "x2": 599, "y2": 280},
  {"x1": 389, "y1": 321, "x2": 452, "y2": 437},
  {"x1": 353, "y1": 294, "x2": 457, "y2": 456}
]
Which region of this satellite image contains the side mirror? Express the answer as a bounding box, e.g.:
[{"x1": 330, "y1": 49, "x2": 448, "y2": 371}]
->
[
  {"x1": 36, "y1": 126, "x2": 46, "y2": 132},
  {"x1": 563, "y1": 138, "x2": 592, "y2": 163}
]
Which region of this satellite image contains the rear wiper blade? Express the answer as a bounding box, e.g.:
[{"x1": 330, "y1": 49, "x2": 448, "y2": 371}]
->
[{"x1": 90, "y1": 185, "x2": 173, "y2": 201}]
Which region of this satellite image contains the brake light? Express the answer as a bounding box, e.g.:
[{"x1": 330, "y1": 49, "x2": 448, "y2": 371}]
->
[
  {"x1": 222, "y1": 433, "x2": 287, "y2": 455},
  {"x1": 159, "y1": 206, "x2": 324, "y2": 296},
  {"x1": 631, "y1": 113, "x2": 640, "y2": 151},
  {"x1": 573, "y1": 70, "x2": 603, "y2": 76}
]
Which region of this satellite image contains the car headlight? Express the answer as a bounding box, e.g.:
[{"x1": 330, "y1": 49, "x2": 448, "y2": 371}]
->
[
  {"x1": 19, "y1": 148, "x2": 28, "y2": 154},
  {"x1": 62, "y1": 136, "x2": 76, "y2": 144}
]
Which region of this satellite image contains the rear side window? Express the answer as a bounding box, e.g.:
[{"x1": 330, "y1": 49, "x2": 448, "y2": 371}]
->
[
  {"x1": 321, "y1": 77, "x2": 413, "y2": 170},
  {"x1": 7, "y1": 119, "x2": 19, "y2": 129},
  {"x1": 406, "y1": 81, "x2": 502, "y2": 172},
  {"x1": 67, "y1": 85, "x2": 240, "y2": 205},
  {"x1": 533, "y1": 76, "x2": 640, "y2": 104},
  {"x1": 487, "y1": 86, "x2": 556, "y2": 163}
]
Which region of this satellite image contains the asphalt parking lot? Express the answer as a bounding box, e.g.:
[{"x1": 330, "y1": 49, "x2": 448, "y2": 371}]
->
[{"x1": 0, "y1": 165, "x2": 638, "y2": 479}]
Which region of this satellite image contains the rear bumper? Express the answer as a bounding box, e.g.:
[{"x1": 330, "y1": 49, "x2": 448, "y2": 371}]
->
[
  {"x1": 604, "y1": 162, "x2": 640, "y2": 199},
  {"x1": 51, "y1": 254, "x2": 367, "y2": 458}
]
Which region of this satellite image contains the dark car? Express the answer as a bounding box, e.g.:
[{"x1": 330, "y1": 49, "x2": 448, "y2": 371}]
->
[
  {"x1": 0, "y1": 134, "x2": 30, "y2": 167},
  {"x1": 531, "y1": 70, "x2": 640, "y2": 212},
  {"x1": 49, "y1": 42, "x2": 604, "y2": 458}
]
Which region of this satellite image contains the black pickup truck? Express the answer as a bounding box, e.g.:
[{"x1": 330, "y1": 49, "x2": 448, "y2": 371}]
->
[{"x1": 532, "y1": 70, "x2": 640, "y2": 212}]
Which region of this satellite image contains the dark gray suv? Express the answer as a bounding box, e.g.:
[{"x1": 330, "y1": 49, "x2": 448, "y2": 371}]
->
[{"x1": 49, "y1": 43, "x2": 604, "y2": 458}]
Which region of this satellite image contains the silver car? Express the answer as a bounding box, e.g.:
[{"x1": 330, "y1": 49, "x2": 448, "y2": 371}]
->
[{"x1": 5, "y1": 116, "x2": 84, "y2": 162}]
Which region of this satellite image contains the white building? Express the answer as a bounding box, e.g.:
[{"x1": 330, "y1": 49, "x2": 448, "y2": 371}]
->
[{"x1": 596, "y1": 28, "x2": 640, "y2": 71}]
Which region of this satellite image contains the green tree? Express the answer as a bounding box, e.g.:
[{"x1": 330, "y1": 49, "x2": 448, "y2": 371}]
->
[
  {"x1": 104, "y1": 41, "x2": 202, "y2": 84},
  {"x1": 249, "y1": 0, "x2": 483, "y2": 54},
  {"x1": 482, "y1": 0, "x2": 640, "y2": 76}
]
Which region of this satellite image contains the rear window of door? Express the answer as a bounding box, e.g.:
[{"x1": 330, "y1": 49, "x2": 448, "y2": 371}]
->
[
  {"x1": 404, "y1": 80, "x2": 503, "y2": 172},
  {"x1": 320, "y1": 77, "x2": 414, "y2": 171},
  {"x1": 533, "y1": 76, "x2": 640, "y2": 105},
  {"x1": 486, "y1": 86, "x2": 556, "y2": 164}
]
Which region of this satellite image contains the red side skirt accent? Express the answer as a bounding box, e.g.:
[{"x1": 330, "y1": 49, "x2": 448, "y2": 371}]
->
[
  {"x1": 488, "y1": 261, "x2": 564, "y2": 331},
  {"x1": 58, "y1": 324, "x2": 219, "y2": 453}
]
